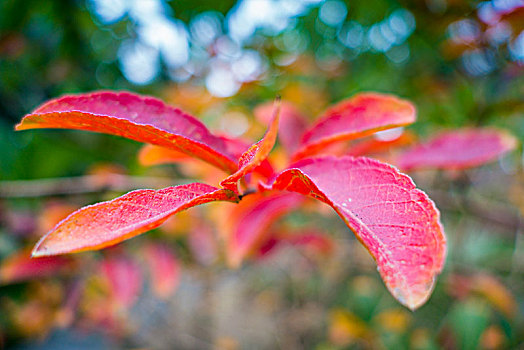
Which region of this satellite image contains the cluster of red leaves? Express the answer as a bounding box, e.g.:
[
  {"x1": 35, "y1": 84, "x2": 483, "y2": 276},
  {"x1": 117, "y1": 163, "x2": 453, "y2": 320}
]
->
[{"x1": 15, "y1": 91, "x2": 517, "y2": 309}]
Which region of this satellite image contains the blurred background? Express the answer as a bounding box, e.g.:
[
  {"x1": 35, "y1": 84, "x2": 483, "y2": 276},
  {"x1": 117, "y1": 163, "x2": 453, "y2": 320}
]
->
[{"x1": 0, "y1": 0, "x2": 523, "y2": 349}]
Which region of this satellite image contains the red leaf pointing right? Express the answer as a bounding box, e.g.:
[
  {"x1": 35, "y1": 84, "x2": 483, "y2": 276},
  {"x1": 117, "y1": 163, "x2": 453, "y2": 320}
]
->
[
  {"x1": 16, "y1": 91, "x2": 238, "y2": 173},
  {"x1": 262, "y1": 156, "x2": 446, "y2": 310},
  {"x1": 32, "y1": 183, "x2": 239, "y2": 257},
  {"x1": 398, "y1": 128, "x2": 518, "y2": 171},
  {"x1": 293, "y1": 93, "x2": 416, "y2": 160}
]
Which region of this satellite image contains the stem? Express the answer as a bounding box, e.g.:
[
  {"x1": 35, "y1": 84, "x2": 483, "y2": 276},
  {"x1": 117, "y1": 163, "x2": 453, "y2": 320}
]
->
[{"x1": 238, "y1": 188, "x2": 258, "y2": 200}]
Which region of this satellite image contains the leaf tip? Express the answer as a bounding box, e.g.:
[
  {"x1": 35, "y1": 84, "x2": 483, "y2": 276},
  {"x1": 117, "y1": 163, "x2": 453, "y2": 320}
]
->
[
  {"x1": 14, "y1": 120, "x2": 27, "y2": 131},
  {"x1": 31, "y1": 247, "x2": 47, "y2": 258},
  {"x1": 31, "y1": 236, "x2": 55, "y2": 258},
  {"x1": 390, "y1": 276, "x2": 437, "y2": 311}
]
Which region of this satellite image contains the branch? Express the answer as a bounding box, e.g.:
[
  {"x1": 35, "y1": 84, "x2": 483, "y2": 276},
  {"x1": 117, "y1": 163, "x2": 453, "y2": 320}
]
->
[{"x1": 0, "y1": 175, "x2": 177, "y2": 198}]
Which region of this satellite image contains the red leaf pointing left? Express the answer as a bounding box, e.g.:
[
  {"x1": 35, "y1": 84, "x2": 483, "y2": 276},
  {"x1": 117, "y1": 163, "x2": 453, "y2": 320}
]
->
[
  {"x1": 32, "y1": 183, "x2": 239, "y2": 257},
  {"x1": 16, "y1": 91, "x2": 238, "y2": 173}
]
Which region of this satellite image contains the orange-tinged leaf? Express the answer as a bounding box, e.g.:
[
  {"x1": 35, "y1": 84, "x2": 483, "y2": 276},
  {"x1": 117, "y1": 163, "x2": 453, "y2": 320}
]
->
[
  {"x1": 138, "y1": 134, "x2": 249, "y2": 167},
  {"x1": 177, "y1": 161, "x2": 231, "y2": 191},
  {"x1": 220, "y1": 99, "x2": 280, "y2": 192},
  {"x1": 262, "y1": 156, "x2": 446, "y2": 310},
  {"x1": 225, "y1": 192, "x2": 305, "y2": 267},
  {"x1": 32, "y1": 183, "x2": 239, "y2": 257},
  {"x1": 16, "y1": 91, "x2": 238, "y2": 172},
  {"x1": 138, "y1": 144, "x2": 192, "y2": 166},
  {"x1": 143, "y1": 243, "x2": 181, "y2": 299},
  {"x1": 398, "y1": 128, "x2": 518, "y2": 171},
  {"x1": 0, "y1": 249, "x2": 74, "y2": 284},
  {"x1": 293, "y1": 93, "x2": 416, "y2": 160}
]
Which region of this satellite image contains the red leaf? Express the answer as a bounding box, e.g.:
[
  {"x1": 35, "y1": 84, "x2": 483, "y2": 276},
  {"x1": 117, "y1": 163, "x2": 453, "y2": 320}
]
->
[
  {"x1": 398, "y1": 128, "x2": 518, "y2": 171},
  {"x1": 16, "y1": 91, "x2": 238, "y2": 172},
  {"x1": 220, "y1": 99, "x2": 280, "y2": 192},
  {"x1": 225, "y1": 192, "x2": 305, "y2": 267},
  {"x1": 32, "y1": 183, "x2": 239, "y2": 257},
  {"x1": 262, "y1": 156, "x2": 446, "y2": 310},
  {"x1": 293, "y1": 93, "x2": 416, "y2": 160},
  {"x1": 143, "y1": 243, "x2": 181, "y2": 299},
  {"x1": 0, "y1": 249, "x2": 74, "y2": 284},
  {"x1": 99, "y1": 256, "x2": 143, "y2": 309},
  {"x1": 254, "y1": 101, "x2": 308, "y2": 154}
]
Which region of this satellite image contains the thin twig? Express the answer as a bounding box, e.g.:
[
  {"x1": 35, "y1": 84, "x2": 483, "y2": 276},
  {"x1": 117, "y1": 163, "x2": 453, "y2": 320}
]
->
[{"x1": 0, "y1": 175, "x2": 177, "y2": 198}]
